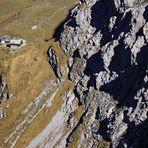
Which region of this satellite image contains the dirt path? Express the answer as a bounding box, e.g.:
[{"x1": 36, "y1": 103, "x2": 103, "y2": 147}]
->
[
  {"x1": 35, "y1": 1, "x2": 79, "y2": 41},
  {"x1": 38, "y1": 1, "x2": 78, "y2": 27},
  {"x1": 0, "y1": 2, "x2": 33, "y2": 28}
]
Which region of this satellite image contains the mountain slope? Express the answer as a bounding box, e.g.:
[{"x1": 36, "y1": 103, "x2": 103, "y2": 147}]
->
[
  {"x1": 59, "y1": 0, "x2": 148, "y2": 147},
  {"x1": 0, "y1": 0, "x2": 148, "y2": 147}
]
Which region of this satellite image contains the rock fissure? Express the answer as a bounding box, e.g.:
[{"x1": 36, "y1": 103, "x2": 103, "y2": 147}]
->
[{"x1": 60, "y1": 0, "x2": 148, "y2": 147}]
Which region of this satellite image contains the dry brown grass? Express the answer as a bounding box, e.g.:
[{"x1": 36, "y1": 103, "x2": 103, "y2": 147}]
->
[
  {"x1": 69, "y1": 124, "x2": 84, "y2": 148},
  {"x1": 0, "y1": 39, "x2": 71, "y2": 147},
  {"x1": 0, "y1": 0, "x2": 78, "y2": 42},
  {"x1": 74, "y1": 106, "x2": 84, "y2": 121},
  {"x1": 14, "y1": 80, "x2": 74, "y2": 147},
  {"x1": 0, "y1": 0, "x2": 78, "y2": 147},
  {"x1": 97, "y1": 140, "x2": 110, "y2": 148},
  {"x1": 49, "y1": 39, "x2": 68, "y2": 66},
  {"x1": 0, "y1": 42, "x2": 55, "y2": 145}
]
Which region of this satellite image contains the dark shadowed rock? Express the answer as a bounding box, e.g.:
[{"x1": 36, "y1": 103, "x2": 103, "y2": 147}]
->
[{"x1": 60, "y1": 0, "x2": 148, "y2": 147}]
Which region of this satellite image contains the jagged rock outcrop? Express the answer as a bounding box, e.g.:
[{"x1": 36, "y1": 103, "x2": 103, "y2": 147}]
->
[
  {"x1": 60, "y1": 0, "x2": 148, "y2": 147},
  {"x1": 0, "y1": 105, "x2": 6, "y2": 119},
  {"x1": 0, "y1": 76, "x2": 9, "y2": 119},
  {"x1": 47, "y1": 47, "x2": 62, "y2": 78},
  {"x1": 0, "y1": 77, "x2": 9, "y2": 101}
]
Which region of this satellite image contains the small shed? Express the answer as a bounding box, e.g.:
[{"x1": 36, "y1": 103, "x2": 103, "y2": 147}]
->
[
  {"x1": 7, "y1": 39, "x2": 26, "y2": 48},
  {"x1": 0, "y1": 35, "x2": 26, "y2": 49},
  {"x1": 0, "y1": 36, "x2": 11, "y2": 44}
]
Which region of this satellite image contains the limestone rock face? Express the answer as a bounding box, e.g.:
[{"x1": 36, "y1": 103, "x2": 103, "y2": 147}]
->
[
  {"x1": 0, "y1": 77, "x2": 9, "y2": 101},
  {"x1": 0, "y1": 77, "x2": 9, "y2": 119},
  {"x1": 47, "y1": 47, "x2": 62, "y2": 78},
  {"x1": 60, "y1": 0, "x2": 148, "y2": 147}
]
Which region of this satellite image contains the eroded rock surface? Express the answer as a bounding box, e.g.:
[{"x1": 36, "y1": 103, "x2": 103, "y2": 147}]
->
[
  {"x1": 0, "y1": 76, "x2": 9, "y2": 119},
  {"x1": 0, "y1": 77, "x2": 9, "y2": 101},
  {"x1": 60, "y1": 0, "x2": 148, "y2": 147},
  {"x1": 47, "y1": 47, "x2": 62, "y2": 79}
]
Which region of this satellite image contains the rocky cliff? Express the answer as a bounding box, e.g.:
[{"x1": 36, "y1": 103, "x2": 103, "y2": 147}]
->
[
  {"x1": 2, "y1": 0, "x2": 147, "y2": 147},
  {"x1": 60, "y1": 0, "x2": 148, "y2": 147}
]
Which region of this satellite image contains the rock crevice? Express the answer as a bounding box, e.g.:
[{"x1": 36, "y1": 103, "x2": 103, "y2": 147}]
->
[{"x1": 60, "y1": 0, "x2": 148, "y2": 147}]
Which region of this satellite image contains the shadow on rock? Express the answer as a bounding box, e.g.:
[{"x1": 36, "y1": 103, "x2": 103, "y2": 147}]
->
[
  {"x1": 84, "y1": 51, "x2": 104, "y2": 88},
  {"x1": 100, "y1": 44, "x2": 148, "y2": 107},
  {"x1": 91, "y1": 0, "x2": 117, "y2": 32}
]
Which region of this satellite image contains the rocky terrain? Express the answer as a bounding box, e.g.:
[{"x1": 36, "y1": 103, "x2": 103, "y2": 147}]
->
[
  {"x1": 59, "y1": 0, "x2": 148, "y2": 147},
  {"x1": 0, "y1": 0, "x2": 148, "y2": 147},
  {"x1": 0, "y1": 76, "x2": 9, "y2": 119}
]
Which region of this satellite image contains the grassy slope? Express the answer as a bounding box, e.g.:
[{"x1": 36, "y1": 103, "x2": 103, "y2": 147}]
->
[
  {"x1": 0, "y1": 0, "x2": 78, "y2": 42},
  {"x1": 15, "y1": 80, "x2": 74, "y2": 147},
  {"x1": 0, "y1": 0, "x2": 78, "y2": 147}
]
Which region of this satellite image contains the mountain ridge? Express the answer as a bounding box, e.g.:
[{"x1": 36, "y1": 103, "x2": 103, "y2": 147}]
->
[{"x1": 59, "y1": 0, "x2": 148, "y2": 147}]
